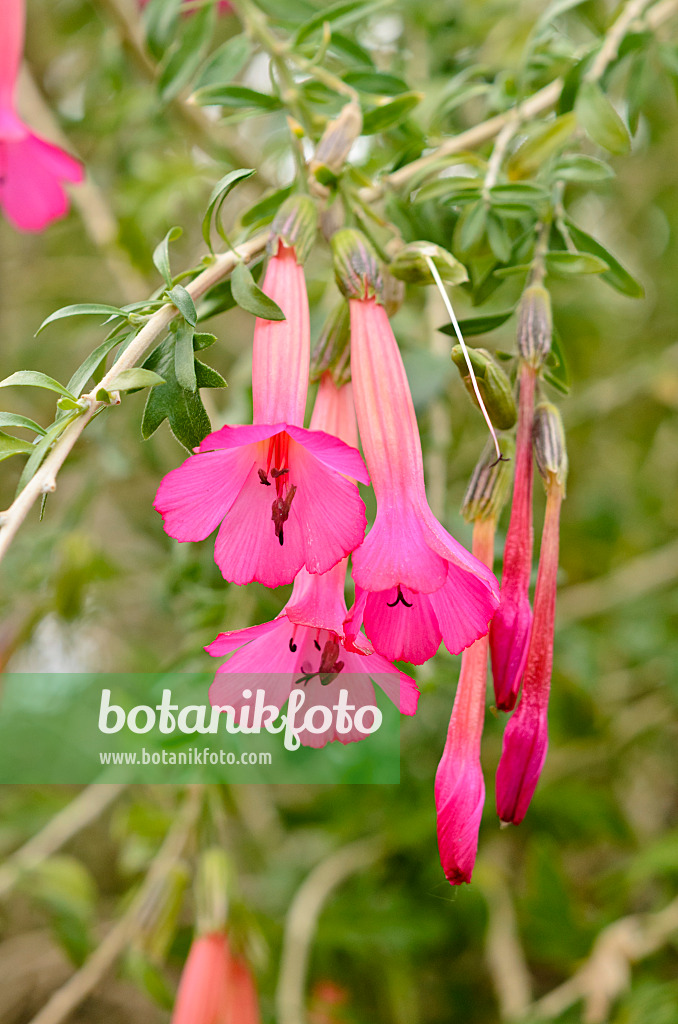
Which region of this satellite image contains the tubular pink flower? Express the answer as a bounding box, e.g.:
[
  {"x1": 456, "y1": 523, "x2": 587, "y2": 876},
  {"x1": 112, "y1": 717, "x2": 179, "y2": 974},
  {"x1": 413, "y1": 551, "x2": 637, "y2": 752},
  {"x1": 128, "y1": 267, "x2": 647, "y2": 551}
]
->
[
  {"x1": 154, "y1": 247, "x2": 368, "y2": 587},
  {"x1": 0, "y1": 0, "x2": 83, "y2": 232},
  {"x1": 435, "y1": 518, "x2": 494, "y2": 885},
  {"x1": 171, "y1": 931, "x2": 260, "y2": 1024},
  {"x1": 344, "y1": 296, "x2": 499, "y2": 664},
  {"x1": 207, "y1": 376, "x2": 419, "y2": 747},
  {"x1": 489, "y1": 363, "x2": 536, "y2": 710},
  {"x1": 495, "y1": 482, "x2": 563, "y2": 825}
]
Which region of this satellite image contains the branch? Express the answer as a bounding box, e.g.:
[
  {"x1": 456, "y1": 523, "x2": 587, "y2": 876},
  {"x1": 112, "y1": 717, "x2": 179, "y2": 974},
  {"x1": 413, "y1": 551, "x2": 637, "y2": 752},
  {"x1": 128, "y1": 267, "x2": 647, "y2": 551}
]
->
[
  {"x1": 365, "y1": 0, "x2": 678, "y2": 201},
  {"x1": 0, "y1": 784, "x2": 126, "y2": 900},
  {"x1": 276, "y1": 838, "x2": 383, "y2": 1024},
  {"x1": 0, "y1": 231, "x2": 269, "y2": 565},
  {"x1": 530, "y1": 894, "x2": 678, "y2": 1022},
  {"x1": 26, "y1": 786, "x2": 203, "y2": 1024},
  {"x1": 585, "y1": 0, "x2": 655, "y2": 83}
]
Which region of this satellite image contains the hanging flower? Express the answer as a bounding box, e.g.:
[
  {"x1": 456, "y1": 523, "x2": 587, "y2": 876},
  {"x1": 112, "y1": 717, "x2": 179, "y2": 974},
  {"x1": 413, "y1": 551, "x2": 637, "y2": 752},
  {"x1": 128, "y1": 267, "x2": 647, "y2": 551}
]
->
[
  {"x1": 207, "y1": 375, "x2": 419, "y2": 747},
  {"x1": 171, "y1": 931, "x2": 260, "y2": 1024},
  {"x1": 155, "y1": 200, "x2": 369, "y2": 588},
  {"x1": 0, "y1": 0, "x2": 83, "y2": 232},
  {"x1": 496, "y1": 403, "x2": 567, "y2": 825},
  {"x1": 435, "y1": 445, "x2": 513, "y2": 885},
  {"x1": 330, "y1": 230, "x2": 500, "y2": 665},
  {"x1": 490, "y1": 285, "x2": 552, "y2": 711}
]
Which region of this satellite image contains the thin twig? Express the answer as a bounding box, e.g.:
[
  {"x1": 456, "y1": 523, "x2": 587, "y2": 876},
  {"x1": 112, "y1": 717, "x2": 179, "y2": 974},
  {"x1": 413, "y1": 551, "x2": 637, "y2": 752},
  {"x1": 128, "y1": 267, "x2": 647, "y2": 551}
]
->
[
  {"x1": 585, "y1": 0, "x2": 655, "y2": 83},
  {"x1": 481, "y1": 854, "x2": 533, "y2": 1021},
  {"x1": 26, "y1": 786, "x2": 203, "y2": 1024},
  {"x1": 0, "y1": 231, "x2": 269, "y2": 565},
  {"x1": 0, "y1": 784, "x2": 126, "y2": 900},
  {"x1": 276, "y1": 838, "x2": 383, "y2": 1024}
]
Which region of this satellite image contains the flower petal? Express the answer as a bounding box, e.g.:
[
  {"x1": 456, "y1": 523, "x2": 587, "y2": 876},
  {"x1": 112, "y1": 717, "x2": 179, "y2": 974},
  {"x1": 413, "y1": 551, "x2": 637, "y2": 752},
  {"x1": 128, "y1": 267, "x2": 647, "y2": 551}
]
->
[
  {"x1": 286, "y1": 425, "x2": 369, "y2": 484},
  {"x1": 429, "y1": 561, "x2": 498, "y2": 656},
  {"x1": 285, "y1": 562, "x2": 348, "y2": 635},
  {"x1": 351, "y1": 503, "x2": 448, "y2": 594},
  {"x1": 363, "y1": 587, "x2": 442, "y2": 665},
  {"x1": 2, "y1": 135, "x2": 69, "y2": 232},
  {"x1": 435, "y1": 754, "x2": 485, "y2": 885},
  {"x1": 154, "y1": 445, "x2": 254, "y2": 542},
  {"x1": 205, "y1": 619, "x2": 281, "y2": 657},
  {"x1": 196, "y1": 421, "x2": 286, "y2": 454}
]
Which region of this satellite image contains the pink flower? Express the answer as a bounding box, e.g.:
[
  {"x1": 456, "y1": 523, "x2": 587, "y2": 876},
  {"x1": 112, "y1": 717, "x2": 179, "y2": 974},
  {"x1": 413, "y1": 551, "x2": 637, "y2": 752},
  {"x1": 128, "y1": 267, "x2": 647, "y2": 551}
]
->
[
  {"x1": 171, "y1": 931, "x2": 260, "y2": 1024},
  {"x1": 0, "y1": 0, "x2": 83, "y2": 232},
  {"x1": 334, "y1": 245, "x2": 499, "y2": 664},
  {"x1": 435, "y1": 517, "x2": 494, "y2": 885},
  {"x1": 155, "y1": 235, "x2": 369, "y2": 588},
  {"x1": 207, "y1": 375, "x2": 419, "y2": 747},
  {"x1": 496, "y1": 403, "x2": 566, "y2": 825},
  {"x1": 489, "y1": 363, "x2": 536, "y2": 710}
]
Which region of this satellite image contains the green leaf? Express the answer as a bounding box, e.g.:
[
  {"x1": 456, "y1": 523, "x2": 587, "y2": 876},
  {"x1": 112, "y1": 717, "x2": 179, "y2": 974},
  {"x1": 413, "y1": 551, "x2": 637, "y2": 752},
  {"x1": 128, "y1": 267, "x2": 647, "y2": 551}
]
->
[
  {"x1": 106, "y1": 368, "x2": 166, "y2": 393},
  {"x1": 197, "y1": 280, "x2": 237, "y2": 320},
  {"x1": 0, "y1": 412, "x2": 46, "y2": 435},
  {"x1": 195, "y1": 34, "x2": 253, "y2": 90},
  {"x1": 458, "y1": 201, "x2": 487, "y2": 253},
  {"x1": 241, "y1": 186, "x2": 294, "y2": 229},
  {"x1": 564, "y1": 220, "x2": 644, "y2": 297},
  {"x1": 488, "y1": 182, "x2": 549, "y2": 212},
  {"x1": 157, "y1": 3, "x2": 215, "y2": 102},
  {"x1": 575, "y1": 81, "x2": 631, "y2": 154},
  {"x1": 16, "y1": 412, "x2": 80, "y2": 495},
  {"x1": 0, "y1": 431, "x2": 35, "y2": 462},
  {"x1": 362, "y1": 93, "x2": 422, "y2": 134},
  {"x1": 142, "y1": 0, "x2": 183, "y2": 61},
  {"x1": 486, "y1": 212, "x2": 512, "y2": 263},
  {"x1": 553, "y1": 154, "x2": 615, "y2": 183},
  {"x1": 174, "y1": 323, "x2": 197, "y2": 392},
  {"x1": 230, "y1": 261, "x2": 285, "y2": 320},
  {"x1": 193, "y1": 84, "x2": 283, "y2": 110},
  {"x1": 506, "y1": 113, "x2": 577, "y2": 178},
  {"x1": 193, "y1": 332, "x2": 218, "y2": 350},
  {"x1": 0, "y1": 370, "x2": 76, "y2": 401},
  {"x1": 413, "y1": 177, "x2": 481, "y2": 205},
  {"x1": 438, "y1": 309, "x2": 515, "y2": 337},
  {"x1": 545, "y1": 251, "x2": 609, "y2": 276},
  {"x1": 294, "y1": 0, "x2": 383, "y2": 45},
  {"x1": 67, "y1": 333, "x2": 130, "y2": 398},
  {"x1": 342, "y1": 70, "x2": 409, "y2": 95},
  {"x1": 142, "y1": 336, "x2": 226, "y2": 450},
  {"x1": 153, "y1": 226, "x2": 183, "y2": 288},
  {"x1": 202, "y1": 168, "x2": 256, "y2": 251},
  {"x1": 36, "y1": 304, "x2": 127, "y2": 335},
  {"x1": 330, "y1": 33, "x2": 375, "y2": 67},
  {"x1": 166, "y1": 285, "x2": 198, "y2": 326},
  {"x1": 544, "y1": 327, "x2": 570, "y2": 394}
]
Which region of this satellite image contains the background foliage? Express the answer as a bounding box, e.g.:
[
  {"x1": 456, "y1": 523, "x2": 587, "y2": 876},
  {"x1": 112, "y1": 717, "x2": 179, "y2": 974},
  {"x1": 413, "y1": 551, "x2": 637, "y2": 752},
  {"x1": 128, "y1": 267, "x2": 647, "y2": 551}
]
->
[{"x1": 1, "y1": 0, "x2": 678, "y2": 1021}]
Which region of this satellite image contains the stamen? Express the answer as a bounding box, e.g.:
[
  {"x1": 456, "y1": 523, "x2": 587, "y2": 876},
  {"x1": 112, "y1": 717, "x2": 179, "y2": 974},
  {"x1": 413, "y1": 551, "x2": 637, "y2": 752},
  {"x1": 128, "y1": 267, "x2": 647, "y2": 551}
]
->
[
  {"x1": 271, "y1": 485, "x2": 297, "y2": 546},
  {"x1": 425, "y1": 254, "x2": 504, "y2": 463},
  {"x1": 270, "y1": 467, "x2": 289, "y2": 478},
  {"x1": 387, "y1": 585, "x2": 413, "y2": 608},
  {"x1": 289, "y1": 637, "x2": 297, "y2": 652},
  {"x1": 258, "y1": 468, "x2": 271, "y2": 486},
  {"x1": 314, "y1": 639, "x2": 321, "y2": 651}
]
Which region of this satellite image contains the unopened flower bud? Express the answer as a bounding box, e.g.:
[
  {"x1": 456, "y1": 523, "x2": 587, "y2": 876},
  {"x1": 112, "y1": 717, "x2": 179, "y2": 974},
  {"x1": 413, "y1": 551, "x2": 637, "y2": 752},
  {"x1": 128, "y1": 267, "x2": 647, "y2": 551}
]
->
[
  {"x1": 195, "y1": 847, "x2": 231, "y2": 935},
  {"x1": 461, "y1": 436, "x2": 515, "y2": 523},
  {"x1": 451, "y1": 346, "x2": 517, "y2": 430},
  {"x1": 310, "y1": 301, "x2": 350, "y2": 384},
  {"x1": 517, "y1": 285, "x2": 552, "y2": 368},
  {"x1": 331, "y1": 228, "x2": 382, "y2": 301},
  {"x1": 389, "y1": 241, "x2": 468, "y2": 287},
  {"x1": 533, "y1": 402, "x2": 568, "y2": 491},
  {"x1": 268, "y1": 195, "x2": 317, "y2": 263},
  {"x1": 309, "y1": 99, "x2": 363, "y2": 181}
]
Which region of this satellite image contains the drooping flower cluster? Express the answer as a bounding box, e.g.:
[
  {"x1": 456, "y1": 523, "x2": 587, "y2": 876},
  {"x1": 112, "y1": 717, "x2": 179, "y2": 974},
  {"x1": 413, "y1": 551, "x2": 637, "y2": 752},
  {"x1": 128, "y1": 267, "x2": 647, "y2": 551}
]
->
[{"x1": 0, "y1": 0, "x2": 83, "y2": 232}]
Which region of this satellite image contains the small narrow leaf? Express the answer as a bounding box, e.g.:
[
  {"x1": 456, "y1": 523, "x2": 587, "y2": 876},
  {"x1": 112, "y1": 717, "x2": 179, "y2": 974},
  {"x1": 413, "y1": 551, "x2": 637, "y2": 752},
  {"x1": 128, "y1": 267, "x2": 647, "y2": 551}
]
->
[
  {"x1": 107, "y1": 368, "x2": 166, "y2": 393},
  {"x1": 0, "y1": 412, "x2": 46, "y2": 435},
  {"x1": 545, "y1": 251, "x2": 609, "y2": 276},
  {"x1": 202, "y1": 168, "x2": 255, "y2": 251},
  {"x1": 564, "y1": 220, "x2": 644, "y2": 297},
  {"x1": 158, "y1": 4, "x2": 215, "y2": 102},
  {"x1": 230, "y1": 261, "x2": 285, "y2": 320},
  {"x1": 195, "y1": 34, "x2": 253, "y2": 90},
  {"x1": 193, "y1": 84, "x2": 283, "y2": 110},
  {"x1": 153, "y1": 226, "x2": 183, "y2": 288},
  {"x1": 362, "y1": 93, "x2": 422, "y2": 134},
  {"x1": 553, "y1": 154, "x2": 615, "y2": 183},
  {"x1": 575, "y1": 81, "x2": 631, "y2": 154},
  {"x1": 36, "y1": 304, "x2": 127, "y2": 335},
  {"x1": 507, "y1": 113, "x2": 577, "y2": 179},
  {"x1": 174, "y1": 323, "x2": 197, "y2": 392},
  {"x1": 438, "y1": 309, "x2": 515, "y2": 337},
  {"x1": 342, "y1": 70, "x2": 409, "y2": 95},
  {"x1": 16, "y1": 412, "x2": 80, "y2": 495},
  {"x1": 166, "y1": 285, "x2": 198, "y2": 326},
  {"x1": 0, "y1": 371, "x2": 75, "y2": 400},
  {"x1": 241, "y1": 185, "x2": 294, "y2": 228},
  {"x1": 294, "y1": 0, "x2": 382, "y2": 45},
  {"x1": 0, "y1": 431, "x2": 35, "y2": 461},
  {"x1": 67, "y1": 333, "x2": 130, "y2": 398}
]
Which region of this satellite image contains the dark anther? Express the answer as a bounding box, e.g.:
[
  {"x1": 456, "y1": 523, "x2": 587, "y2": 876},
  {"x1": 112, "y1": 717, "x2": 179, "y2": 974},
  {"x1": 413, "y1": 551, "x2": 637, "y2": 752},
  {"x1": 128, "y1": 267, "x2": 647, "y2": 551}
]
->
[
  {"x1": 271, "y1": 485, "x2": 297, "y2": 547},
  {"x1": 489, "y1": 452, "x2": 511, "y2": 468},
  {"x1": 314, "y1": 639, "x2": 321, "y2": 651},
  {"x1": 270, "y1": 467, "x2": 289, "y2": 478},
  {"x1": 289, "y1": 637, "x2": 297, "y2": 652},
  {"x1": 318, "y1": 639, "x2": 344, "y2": 681},
  {"x1": 387, "y1": 585, "x2": 413, "y2": 608},
  {"x1": 258, "y1": 468, "x2": 271, "y2": 486}
]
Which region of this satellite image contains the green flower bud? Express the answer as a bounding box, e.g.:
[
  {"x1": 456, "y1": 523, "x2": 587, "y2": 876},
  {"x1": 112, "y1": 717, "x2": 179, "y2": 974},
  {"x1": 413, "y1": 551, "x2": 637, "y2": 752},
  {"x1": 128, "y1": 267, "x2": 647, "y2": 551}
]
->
[
  {"x1": 195, "y1": 847, "x2": 231, "y2": 935},
  {"x1": 533, "y1": 402, "x2": 568, "y2": 491},
  {"x1": 331, "y1": 228, "x2": 383, "y2": 301},
  {"x1": 310, "y1": 300, "x2": 351, "y2": 384},
  {"x1": 268, "y1": 195, "x2": 317, "y2": 263},
  {"x1": 310, "y1": 100, "x2": 363, "y2": 179},
  {"x1": 461, "y1": 436, "x2": 515, "y2": 523},
  {"x1": 389, "y1": 241, "x2": 468, "y2": 286},
  {"x1": 517, "y1": 285, "x2": 552, "y2": 368},
  {"x1": 451, "y1": 345, "x2": 517, "y2": 430}
]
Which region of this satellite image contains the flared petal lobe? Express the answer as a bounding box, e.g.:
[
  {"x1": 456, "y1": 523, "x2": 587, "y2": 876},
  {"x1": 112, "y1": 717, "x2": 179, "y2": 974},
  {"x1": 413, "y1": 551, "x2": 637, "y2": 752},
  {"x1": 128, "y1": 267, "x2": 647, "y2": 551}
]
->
[{"x1": 0, "y1": 128, "x2": 83, "y2": 232}]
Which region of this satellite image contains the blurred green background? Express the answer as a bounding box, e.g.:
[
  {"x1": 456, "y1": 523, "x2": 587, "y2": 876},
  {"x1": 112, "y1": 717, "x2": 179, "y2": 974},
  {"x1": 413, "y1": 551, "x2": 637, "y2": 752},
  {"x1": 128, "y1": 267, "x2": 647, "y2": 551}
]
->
[{"x1": 1, "y1": 0, "x2": 678, "y2": 1021}]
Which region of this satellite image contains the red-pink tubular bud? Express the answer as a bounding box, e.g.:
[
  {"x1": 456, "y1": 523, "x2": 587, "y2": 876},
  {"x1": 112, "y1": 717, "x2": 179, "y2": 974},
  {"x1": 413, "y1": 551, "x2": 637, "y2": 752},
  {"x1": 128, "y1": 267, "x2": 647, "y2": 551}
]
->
[
  {"x1": 496, "y1": 482, "x2": 563, "y2": 824},
  {"x1": 171, "y1": 932, "x2": 232, "y2": 1024},
  {"x1": 490, "y1": 363, "x2": 536, "y2": 710},
  {"x1": 435, "y1": 518, "x2": 494, "y2": 885}
]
